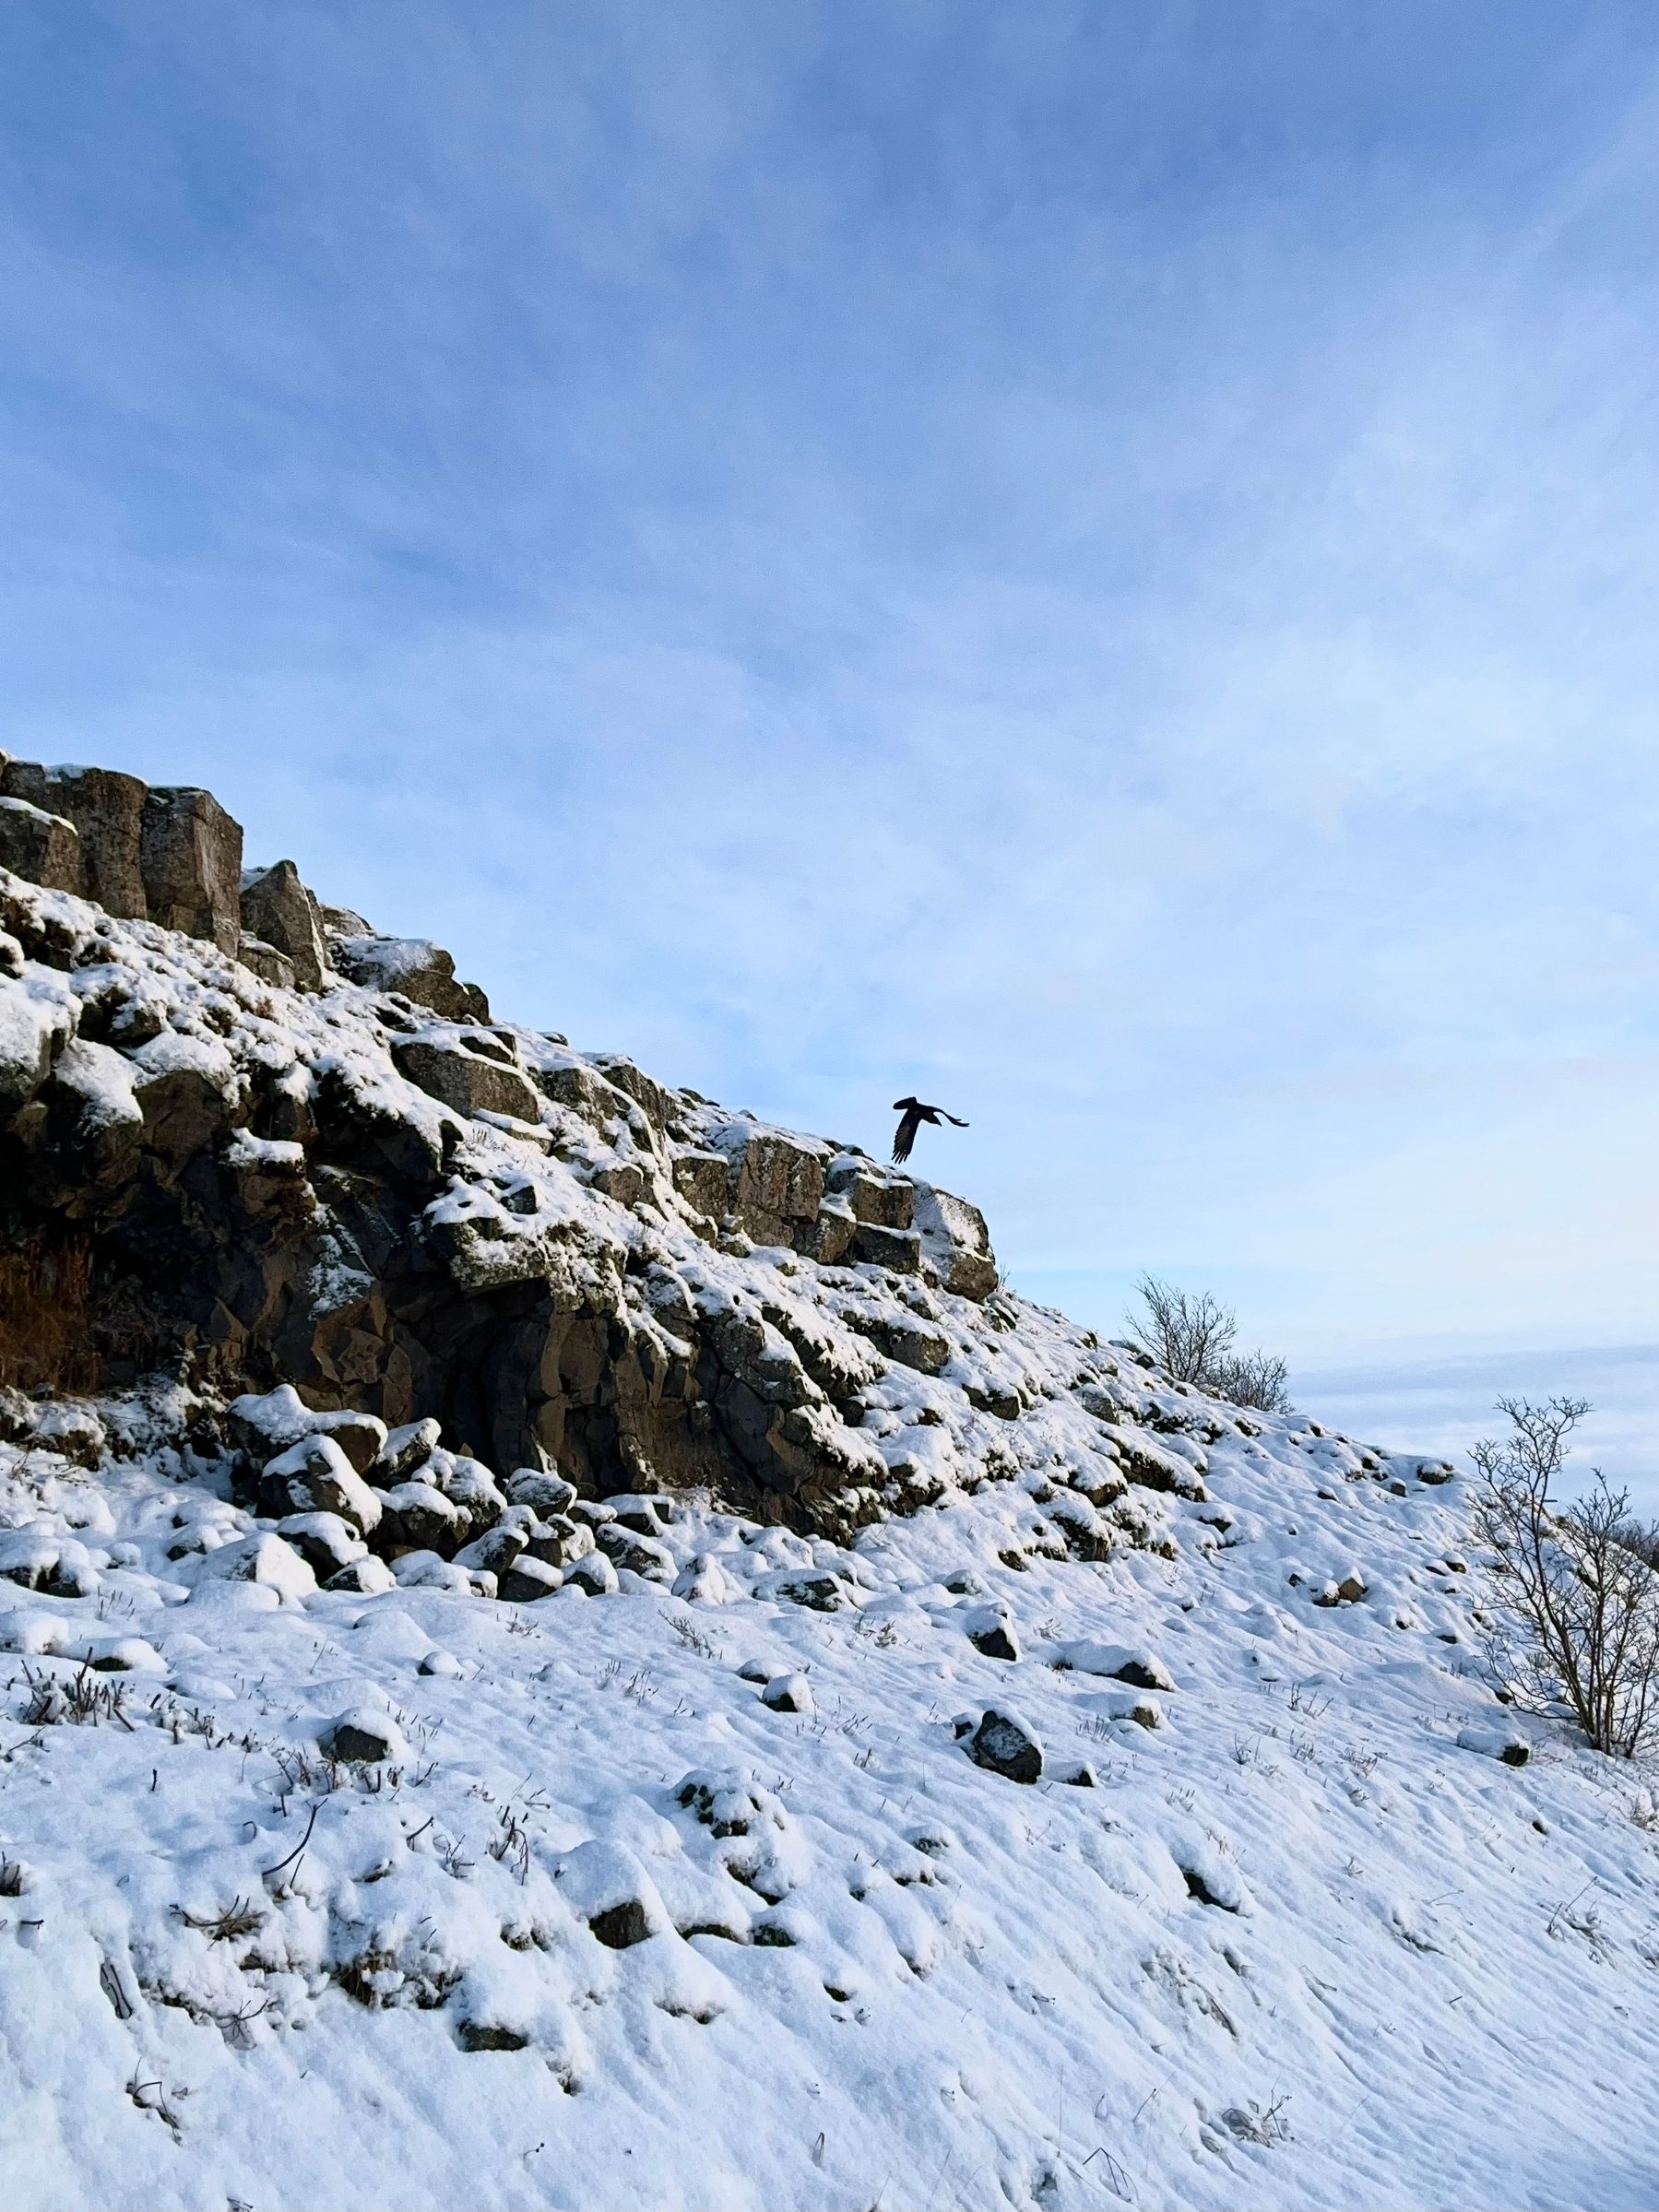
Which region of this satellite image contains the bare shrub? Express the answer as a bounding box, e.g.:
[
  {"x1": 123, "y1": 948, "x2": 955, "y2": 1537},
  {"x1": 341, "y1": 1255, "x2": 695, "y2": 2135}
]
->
[
  {"x1": 1472, "y1": 1396, "x2": 1659, "y2": 1759},
  {"x1": 1125, "y1": 1277, "x2": 1291, "y2": 1412},
  {"x1": 1208, "y1": 1349, "x2": 1292, "y2": 1414}
]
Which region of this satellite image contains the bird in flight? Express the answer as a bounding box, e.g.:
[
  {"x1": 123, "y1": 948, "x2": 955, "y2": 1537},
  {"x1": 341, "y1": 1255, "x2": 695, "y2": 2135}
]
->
[{"x1": 891, "y1": 1095, "x2": 969, "y2": 1165}]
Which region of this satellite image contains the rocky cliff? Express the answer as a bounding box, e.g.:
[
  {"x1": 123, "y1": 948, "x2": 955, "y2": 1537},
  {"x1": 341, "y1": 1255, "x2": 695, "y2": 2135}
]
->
[{"x1": 0, "y1": 751, "x2": 1158, "y2": 1560}]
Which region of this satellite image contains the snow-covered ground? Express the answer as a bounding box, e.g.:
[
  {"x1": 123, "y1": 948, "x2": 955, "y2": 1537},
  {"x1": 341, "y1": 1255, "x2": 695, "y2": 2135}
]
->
[{"x1": 2, "y1": 1381, "x2": 1657, "y2": 2211}]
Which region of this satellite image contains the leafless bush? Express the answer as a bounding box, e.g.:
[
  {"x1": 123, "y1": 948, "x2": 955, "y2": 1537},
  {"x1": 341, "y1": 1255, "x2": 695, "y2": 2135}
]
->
[
  {"x1": 1125, "y1": 1277, "x2": 1291, "y2": 1411},
  {"x1": 1207, "y1": 1349, "x2": 1292, "y2": 1414},
  {"x1": 1472, "y1": 1396, "x2": 1659, "y2": 1758}
]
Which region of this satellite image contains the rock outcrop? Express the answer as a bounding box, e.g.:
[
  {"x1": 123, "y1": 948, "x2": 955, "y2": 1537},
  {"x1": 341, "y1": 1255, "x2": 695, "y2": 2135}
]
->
[{"x1": 0, "y1": 753, "x2": 1170, "y2": 1554}]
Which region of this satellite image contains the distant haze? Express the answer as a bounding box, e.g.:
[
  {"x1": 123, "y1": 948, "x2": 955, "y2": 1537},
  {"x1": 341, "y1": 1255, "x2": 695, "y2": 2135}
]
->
[{"x1": 4, "y1": 6, "x2": 1655, "y2": 1496}]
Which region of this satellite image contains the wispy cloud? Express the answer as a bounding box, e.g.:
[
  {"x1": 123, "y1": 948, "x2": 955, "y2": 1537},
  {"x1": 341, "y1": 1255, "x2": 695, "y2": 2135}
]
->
[{"x1": 2, "y1": 4, "x2": 1656, "y2": 1424}]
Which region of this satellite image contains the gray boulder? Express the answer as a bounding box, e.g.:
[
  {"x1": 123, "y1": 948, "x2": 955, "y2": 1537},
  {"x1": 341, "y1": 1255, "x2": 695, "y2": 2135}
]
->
[
  {"x1": 324, "y1": 1555, "x2": 397, "y2": 1595},
  {"x1": 261, "y1": 1435, "x2": 384, "y2": 1536},
  {"x1": 328, "y1": 933, "x2": 490, "y2": 1021},
  {"x1": 0, "y1": 797, "x2": 81, "y2": 894},
  {"x1": 564, "y1": 1551, "x2": 619, "y2": 1596},
  {"x1": 0, "y1": 980, "x2": 77, "y2": 1110},
  {"x1": 392, "y1": 1037, "x2": 540, "y2": 1124},
  {"x1": 371, "y1": 1418, "x2": 444, "y2": 1486},
  {"x1": 504, "y1": 1466, "x2": 578, "y2": 1517},
  {"x1": 238, "y1": 937, "x2": 295, "y2": 989},
  {"x1": 240, "y1": 861, "x2": 326, "y2": 991},
  {"x1": 453, "y1": 1514, "x2": 531, "y2": 1577},
  {"x1": 497, "y1": 1555, "x2": 564, "y2": 1602},
  {"x1": 376, "y1": 1480, "x2": 465, "y2": 1555},
  {"x1": 825, "y1": 1157, "x2": 914, "y2": 1229},
  {"x1": 276, "y1": 1511, "x2": 368, "y2": 1579},
  {"x1": 852, "y1": 1221, "x2": 923, "y2": 1274},
  {"x1": 912, "y1": 1183, "x2": 999, "y2": 1301}
]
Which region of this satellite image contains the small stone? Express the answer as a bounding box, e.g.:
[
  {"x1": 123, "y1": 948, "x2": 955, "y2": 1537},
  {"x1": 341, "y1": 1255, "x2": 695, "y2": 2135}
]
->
[
  {"x1": 276, "y1": 1511, "x2": 368, "y2": 1579},
  {"x1": 595, "y1": 1524, "x2": 675, "y2": 1580},
  {"x1": 391, "y1": 1551, "x2": 472, "y2": 1593},
  {"x1": 1052, "y1": 1641, "x2": 1175, "y2": 1691},
  {"x1": 371, "y1": 1418, "x2": 444, "y2": 1485},
  {"x1": 524, "y1": 1516, "x2": 595, "y2": 1569},
  {"x1": 377, "y1": 1480, "x2": 464, "y2": 1555},
  {"x1": 194, "y1": 1532, "x2": 314, "y2": 1604},
  {"x1": 453, "y1": 1519, "x2": 529, "y2": 1577},
  {"x1": 320, "y1": 1709, "x2": 408, "y2": 1764},
  {"x1": 505, "y1": 1467, "x2": 578, "y2": 1518},
  {"x1": 555, "y1": 1839, "x2": 665, "y2": 1949},
  {"x1": 602, "y1": 1492, "x2": 676, "y2": 1534},
  {"x1": 1456, "y1": 1724, "x2": 1530, "y2": 1768},
  {"x1": 768, "y1": 1572, "x2": 853, "y2": 1613},
  {"x1": 564, "y1": 1552, "x2": 619, "y2": 1597},
  {"x1": 966, "y1": 1606, "x2": 1020, "y2": 1662},
  {"x1": 671, "y1": 1553, "x2": 736, "y2": 1604},
  {"x1": 456, "y1": 2019, "x2": 529, "y2": 2052},
  {"x1": 762, "y1": 1673, "x2": 813, "y2": 1714},
  {"x1": 968, "y1": 1707, "x2": 1043, "y2": 1784},
  {"x1": 324, "y1": 1556, "x2": 397, "y2": 1595},
  {"x1": 497, "y1": 1556, "x2": 564, "y2": 1603}
]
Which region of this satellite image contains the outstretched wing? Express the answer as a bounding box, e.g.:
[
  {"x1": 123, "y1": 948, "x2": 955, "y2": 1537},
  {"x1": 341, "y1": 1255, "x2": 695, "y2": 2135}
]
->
[{"x1": 892, "y1": 1105, "x2": 923, "y2": 1163}]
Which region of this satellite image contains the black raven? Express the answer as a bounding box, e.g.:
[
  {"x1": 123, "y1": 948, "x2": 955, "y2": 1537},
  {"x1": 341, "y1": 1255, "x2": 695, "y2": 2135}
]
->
[{"x1": 891, "y1": 1095, "x2": 969, "y2": 1165}]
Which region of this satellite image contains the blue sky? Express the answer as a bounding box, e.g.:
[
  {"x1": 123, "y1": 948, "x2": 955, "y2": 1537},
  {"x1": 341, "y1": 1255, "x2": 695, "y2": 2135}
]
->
[{"x1": 5, "y1": 6, "x2": 1658, "y2": 1489}]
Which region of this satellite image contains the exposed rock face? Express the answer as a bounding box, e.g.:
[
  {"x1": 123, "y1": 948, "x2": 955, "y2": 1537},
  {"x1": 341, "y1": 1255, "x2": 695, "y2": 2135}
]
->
[
  {"x1": 392, "y1": 1035, "x2": 541, "y2": 1124},
  {"x1": 2, "y1": 763, "x2": 149, "y2": 916},
  {"x1": 722, "y1": 1128, "x2": 826, "y2": 1248},
  {"x1": 140, "y1": 786, "x2": 244, "y2": 952},
  {"x1": 0, "y1": 798, "x2": 81, "y2": 895}
]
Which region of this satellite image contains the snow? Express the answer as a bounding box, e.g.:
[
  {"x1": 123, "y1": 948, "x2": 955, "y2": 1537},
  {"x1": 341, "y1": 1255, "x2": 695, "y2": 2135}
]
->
[{"x1": 0, "y1": 1394, "x2": 1657, "y2": 2211}]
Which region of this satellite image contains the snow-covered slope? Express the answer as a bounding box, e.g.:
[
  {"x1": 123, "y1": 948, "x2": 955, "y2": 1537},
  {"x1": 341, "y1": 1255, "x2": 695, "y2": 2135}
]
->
[
  {"x1": 6, "y1": 1379, "x2": 1659, "y2": 2212},
  {"x1": 0, "y1": 810, "x2": 1656, "y2": 2211}
]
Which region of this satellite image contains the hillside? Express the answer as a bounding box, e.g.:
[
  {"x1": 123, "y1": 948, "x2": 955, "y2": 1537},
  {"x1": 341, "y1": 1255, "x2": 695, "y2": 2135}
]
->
[{"x1": 0, "y1": 758, "x2": 1655, "y2": 2212}]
